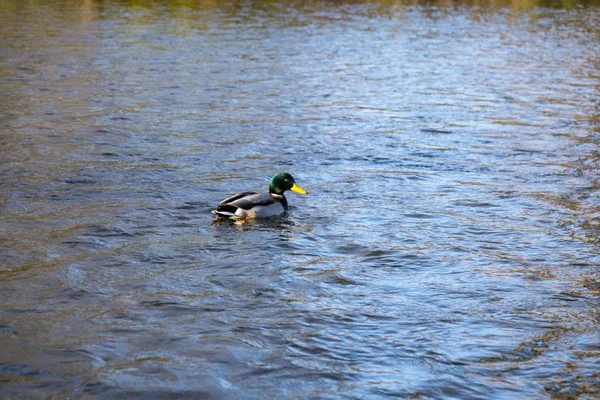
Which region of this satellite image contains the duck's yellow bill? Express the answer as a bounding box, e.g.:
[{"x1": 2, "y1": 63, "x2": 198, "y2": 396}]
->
[{"x1": 291, "y1": 183, "x2": 307, "y2": 195}]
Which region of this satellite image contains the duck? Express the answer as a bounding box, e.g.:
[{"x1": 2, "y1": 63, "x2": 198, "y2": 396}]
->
[{"x1": 212, "y1": 172, "x2": 307, "y2": 220}]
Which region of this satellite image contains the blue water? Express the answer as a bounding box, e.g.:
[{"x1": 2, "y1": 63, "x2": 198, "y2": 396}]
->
[{"x1": 1, "y1": 1, "x2": 599, "y2": 398}]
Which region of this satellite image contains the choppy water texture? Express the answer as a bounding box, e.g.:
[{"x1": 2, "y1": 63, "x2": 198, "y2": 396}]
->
[{"x1": 2, "y1": 0, "x2": 600, "y2": 398}]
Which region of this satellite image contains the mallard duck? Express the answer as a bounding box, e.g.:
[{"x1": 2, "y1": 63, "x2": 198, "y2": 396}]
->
[{"x1": 212, "y1": 172, "x2": 307, "y2": 220}]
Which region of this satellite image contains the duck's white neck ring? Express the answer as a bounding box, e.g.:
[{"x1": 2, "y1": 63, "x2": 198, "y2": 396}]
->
[{"x1": 269, "y1": 193, "x2": 285, "y2": 200}]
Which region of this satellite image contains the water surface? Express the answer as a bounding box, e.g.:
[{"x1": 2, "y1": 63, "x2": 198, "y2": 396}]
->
[{"x1": 1, "y1": 0, "x2": 600, "y2": 398}]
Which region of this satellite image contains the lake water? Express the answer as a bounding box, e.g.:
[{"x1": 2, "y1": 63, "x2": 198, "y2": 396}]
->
[{"x1": 1, "y1": 0, "x2": 600, "y2": 398}]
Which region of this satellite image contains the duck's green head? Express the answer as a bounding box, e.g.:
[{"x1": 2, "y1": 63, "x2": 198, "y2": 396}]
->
[{"x1": 269, "y1": 172, "x2": 307, "y2": 196}]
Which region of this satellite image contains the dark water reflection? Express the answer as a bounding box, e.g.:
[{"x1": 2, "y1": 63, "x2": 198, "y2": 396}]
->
[{"x1": 1, "y1": 0, "x2": 600, "y2": 398}]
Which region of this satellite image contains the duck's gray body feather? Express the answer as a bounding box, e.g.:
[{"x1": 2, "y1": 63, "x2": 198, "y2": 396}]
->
[{"x1": 212, "y1": 192, "x2": 288, "y2": 219}]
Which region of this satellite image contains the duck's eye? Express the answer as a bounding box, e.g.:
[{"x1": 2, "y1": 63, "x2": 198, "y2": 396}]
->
[{"x1": 284, "y1": 178, "x2": 289, "y2": 182}]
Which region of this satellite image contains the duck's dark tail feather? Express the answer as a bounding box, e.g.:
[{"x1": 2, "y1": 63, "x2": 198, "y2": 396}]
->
[
  {"x1": 212, "y1": 210, "x2": 236, "y2": 218},
  {"x1": 212, "y1": 204, "x2": 239, "y2": 219}
]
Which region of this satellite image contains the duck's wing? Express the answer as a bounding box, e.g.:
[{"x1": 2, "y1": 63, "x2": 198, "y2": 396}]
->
[
  {"x1": 225, "y1": 192, "x2": 276, "y2": 210},
  {"x1": 219, "y1": 192, "x2": 257, "y2": 205}
]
